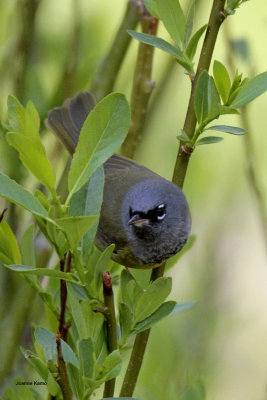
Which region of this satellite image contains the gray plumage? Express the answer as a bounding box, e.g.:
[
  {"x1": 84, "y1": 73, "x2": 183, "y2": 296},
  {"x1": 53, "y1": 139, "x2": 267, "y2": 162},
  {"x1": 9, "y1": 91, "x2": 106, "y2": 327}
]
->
[{"x1": 46, "y1": 92, "x2": 191, "y2": 269}]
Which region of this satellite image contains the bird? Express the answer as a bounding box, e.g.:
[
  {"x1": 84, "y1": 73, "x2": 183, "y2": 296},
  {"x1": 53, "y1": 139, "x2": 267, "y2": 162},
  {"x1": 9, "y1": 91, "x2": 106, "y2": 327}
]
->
[{"x1": 46, "y1": 92, "x2": 191, "y2": 269}]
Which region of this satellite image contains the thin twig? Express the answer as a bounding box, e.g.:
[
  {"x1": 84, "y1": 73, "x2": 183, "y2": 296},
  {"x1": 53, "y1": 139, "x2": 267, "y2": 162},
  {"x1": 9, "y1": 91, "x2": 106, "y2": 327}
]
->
[
  {"x1": 102, "y1": 271, "x2": 118, "y2": 398},
  {"x1": 121, "y1": 7, "x2": 158, "y2": 158},
  {"x1": 90, "y1": 0, "x2": 141, "y2": 101}
]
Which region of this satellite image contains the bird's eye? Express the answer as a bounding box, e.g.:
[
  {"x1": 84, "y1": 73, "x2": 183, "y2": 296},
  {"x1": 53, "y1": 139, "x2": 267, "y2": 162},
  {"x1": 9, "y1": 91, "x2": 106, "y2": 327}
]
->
[{"x1": 155, "y1": 204, "x2": 166, "y2": 221}]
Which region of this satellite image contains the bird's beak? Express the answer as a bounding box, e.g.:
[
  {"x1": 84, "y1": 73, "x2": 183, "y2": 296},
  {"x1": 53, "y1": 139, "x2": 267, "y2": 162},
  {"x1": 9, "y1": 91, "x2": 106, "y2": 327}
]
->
[{"x1": 128, "y1": 214, "x2": 149, "y2": 228}]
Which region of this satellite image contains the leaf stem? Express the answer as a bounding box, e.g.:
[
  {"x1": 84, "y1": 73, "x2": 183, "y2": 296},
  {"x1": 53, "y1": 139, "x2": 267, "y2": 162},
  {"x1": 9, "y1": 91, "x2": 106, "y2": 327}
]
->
[
  {"x1": 121, "y1": 8, "x2": 158, "y2": 158},
  {"x1": 119, "y1": 264, "x2": 165, "y2": 397},
  {"x1": 90, "y1": 0, "x2": 141, "y2": 101},
  {"x1": 102, "y1": 271, "x2": 118, "y2": 398},
  {"x1": 172, "y1": 0, "x2": 227, "y2": 187}
]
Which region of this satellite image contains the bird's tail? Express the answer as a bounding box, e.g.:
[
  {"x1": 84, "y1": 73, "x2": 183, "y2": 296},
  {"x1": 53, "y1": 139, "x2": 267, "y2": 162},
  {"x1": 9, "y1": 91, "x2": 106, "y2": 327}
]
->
[{"x1": 45, "y1": 92, "x2": 96, "y2": 154}]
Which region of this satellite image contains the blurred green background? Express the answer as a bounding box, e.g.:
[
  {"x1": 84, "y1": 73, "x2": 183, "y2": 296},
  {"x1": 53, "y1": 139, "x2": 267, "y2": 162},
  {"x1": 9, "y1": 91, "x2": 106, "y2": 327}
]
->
[{"x1": 0, "y1": 0, "x2": 267, "y2": 399}]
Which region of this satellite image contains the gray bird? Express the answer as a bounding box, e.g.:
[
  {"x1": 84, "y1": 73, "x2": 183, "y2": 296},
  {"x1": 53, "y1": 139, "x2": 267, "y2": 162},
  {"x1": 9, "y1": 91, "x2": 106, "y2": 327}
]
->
[{"x1": 46, "y1": 92, "x2": 191, "y2": 269}]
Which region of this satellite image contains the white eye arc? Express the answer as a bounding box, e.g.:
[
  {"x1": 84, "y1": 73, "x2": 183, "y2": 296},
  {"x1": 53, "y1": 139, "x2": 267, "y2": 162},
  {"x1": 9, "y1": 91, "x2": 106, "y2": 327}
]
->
[{"x1": 155, "y1": 204, "x2": 166, "y2": 221}]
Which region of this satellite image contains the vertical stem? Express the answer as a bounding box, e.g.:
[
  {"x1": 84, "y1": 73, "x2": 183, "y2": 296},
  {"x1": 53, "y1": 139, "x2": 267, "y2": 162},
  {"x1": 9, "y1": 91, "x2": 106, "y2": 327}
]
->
[
  {"x1": 119, "y1": 264, "x2": 165, "y2": 397},
  {"x1": 90, "y1": 0, "x2": 141, "y2": 101},
  {"x1": 102, "y1": 271, "x2": 118, "y2": 398},
  {"x1": 172, "y1": 0, "x2": 226, "y2": 187},
  {"x1": 56, "y1": 251, "x2": 72, "y2": 399},
  {"x1": 121, "y1": 8, "x2": 158, "y2": 158}
]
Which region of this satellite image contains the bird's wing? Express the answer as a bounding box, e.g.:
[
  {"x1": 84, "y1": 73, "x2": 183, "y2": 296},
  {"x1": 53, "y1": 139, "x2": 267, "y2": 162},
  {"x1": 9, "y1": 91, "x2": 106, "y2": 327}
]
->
[
  {"x1": 45, "y1": 92, "x2": 96, "y2": 154},
  {"x1": 104, "y1": 154, "x2": 143, "y2": 174}
]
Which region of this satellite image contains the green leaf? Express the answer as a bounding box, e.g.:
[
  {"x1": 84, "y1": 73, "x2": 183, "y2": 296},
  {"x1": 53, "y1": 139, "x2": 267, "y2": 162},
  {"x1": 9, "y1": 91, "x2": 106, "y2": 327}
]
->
[
  {"x1": 67, "y1": 284, "x2": 90, "y2": 339},
  {"x1": 6, "y1": 97, "x2": 56, "y2": 191},
  {"x1": 98, "y1": 350, "x2": 122, "y2": 381},
  {"x1": 171, "y1": 301, "x2": 196, "y2": 314},
  {"x1": 213, "y1": 60, "x2": 231, "y2": 104},
  {"x1": 67, "y1": 93, "x2": 130, "y2": 200},
  {"x1": 6, "y1": 133, "x2": 56, "y2": 192},
  {"x1": 144, "y1": 0, "x2": 160, "y2": 18},
  {"x1": 55, "y1": 215, "x2": 98, "y2": 250},
  {"x1": 217, "y1": 105, "x2": 240, "y2": 115},
  {"x1": 119, "y1": 302, "x2": 134, "y2": 343},
  {"x1": 120, "y1": 270, "x2": 143, "y2": 310},
  {"x1": 229, "y1": 71, "x2": 267, "y2": 108},
  {"x1": 194, "y1": 71, "x2": 220, "y2": 125},
  {"x1": 134, "y1": 277, "x2": 172, "y2": 323},
  {"x1": 67, "y1": 364, "x2": 84, "y2": 400},
  {"x1": 6, "y1": 264, "x2": 83, "y2": 285},
  {"x1": 99, "y1": 398, "x2": 144, "y2": 400},
  {"x1": 207, "y1": 125, "x2": 247, "y2": 135},
  {"x1": 0, "y1": 218, "x2": 21, "y2": 264},
  {"x1": 21, "y1": 348, "x2": 60, "y2": 396},
  {"x1": 79, "y1": 338, "x2": 94, "y2": 379},
  {"x1": 186, "y1": 24, "x2": 207, "y2": 60},
  {"x1": 128, "y1": 30, "x2": 193, "y2": 73},
  {"x1": 196, "y1": 136, "x2": 224, "y2": 146},
  {"x1": 21, "y1": 224, "x2": 36, "y2": 266},
  {"x1": 155, "y1": 0, "x2": 186, "y2": 48},
  {"x1": 34, "y1": 327, "x2": 57, "y2": 362},
  {"x1": 128, "y1": 30, "x2": 182, "y2": 58},
  {"x1": 184, "y1": 0, "x2": 195, "y2": 47},
  {"x1": 133, "y1": 301, "x2": 176, "y2": 334},
  {"x1": 35, "y1": 327, "x2": 79, "y2": 367},
  {"x1": 69, "y1": 166, "x2": 104, "y2": 256},
  {"x1": 0, "y1": 172, "x2": 48, "y2": 218}
]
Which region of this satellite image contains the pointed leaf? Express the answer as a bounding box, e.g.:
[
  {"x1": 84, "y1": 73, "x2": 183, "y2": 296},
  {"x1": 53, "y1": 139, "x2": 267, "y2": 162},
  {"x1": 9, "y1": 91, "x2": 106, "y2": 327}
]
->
[
  {"x1": 171, "y1": 301, "x2": 196, "y2": 314},
  {"x1": 194, "y1": 71, "x2": 220, "y2": 125},
  {"x1": 134, "y1": 277, "x2": 172, "y2": 322},
  {"x1": 0, "y1": 172, "x2": 48, "y2": 218},
  {"x1": 186, "y1": 24, "x2": 207, "y2": 60},
  {"x1": 6, "y1": 133, "x2": 56, "y2": 191},
  {"x1": 213, "y1": 60, "x2": 231, "y2": 104},
  {"x1": 155, "y1": 0, "x2": 186, "y2": 47},
  {"x1": 128, "y1": 30, "x2": 182, "y2": 58},
  {"x1": 6, "y1": 264, "x2": 83, "y2": 284},
  {"x1": 119, "y1": 302, "x2": 134, "y2": 343},
  {"x1": 133, "y1": 301, "x2": 176, "y2": 334},
  {"x1": 98, "y1": 350, "x2": 122, "y2": 381},
  {"x1": 196, "y1": 136, "x2": 224, "y2": 145},
  {"x1": 184, "y1": 0, "x2": 195, "y2": 47},
  {"x1": 229, "y1": 71, "x2": 267, "y2": 108},
  {"x1": 68, "y1": 93, "x2": 130, "y2": 199},
  {"x1": 208, "y1": 125, "x2": 247, "y2": 135}
]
